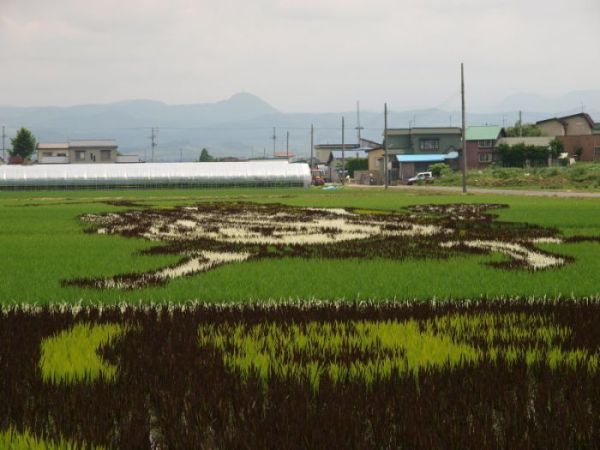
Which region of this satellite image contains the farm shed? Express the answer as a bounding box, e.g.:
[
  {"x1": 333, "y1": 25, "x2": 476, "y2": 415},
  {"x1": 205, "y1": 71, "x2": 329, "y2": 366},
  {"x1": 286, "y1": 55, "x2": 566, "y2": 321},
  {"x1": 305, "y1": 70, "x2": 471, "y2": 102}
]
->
[{"x1": 0, "y1": 161, "x2": 311, "y2": 189}]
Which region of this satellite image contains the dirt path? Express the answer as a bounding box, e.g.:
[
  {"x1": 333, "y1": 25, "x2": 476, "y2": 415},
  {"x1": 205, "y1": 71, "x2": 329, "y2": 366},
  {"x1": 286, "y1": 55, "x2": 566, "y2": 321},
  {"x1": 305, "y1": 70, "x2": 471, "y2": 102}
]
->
[{"x1": 347, "y1": 184, "x2": 600, "y2": 198}]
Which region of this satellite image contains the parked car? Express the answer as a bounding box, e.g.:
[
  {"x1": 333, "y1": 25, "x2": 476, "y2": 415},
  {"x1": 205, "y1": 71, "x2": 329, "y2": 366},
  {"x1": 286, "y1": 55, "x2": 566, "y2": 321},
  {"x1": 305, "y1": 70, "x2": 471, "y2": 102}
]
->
[{"x1": 406, "y1": 171, "x2": 433, "y2": 185}]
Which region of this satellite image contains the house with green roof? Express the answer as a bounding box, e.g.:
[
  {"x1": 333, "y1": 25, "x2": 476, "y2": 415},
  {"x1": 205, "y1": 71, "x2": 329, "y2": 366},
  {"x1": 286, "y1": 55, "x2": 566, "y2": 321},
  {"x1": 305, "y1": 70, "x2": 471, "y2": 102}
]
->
[
  {"x1": 465, "y1": 125, "x2": 506, "y2": 169},
  {"x1": 380, "y1": 127, "x2": 462, "y2": 182}
]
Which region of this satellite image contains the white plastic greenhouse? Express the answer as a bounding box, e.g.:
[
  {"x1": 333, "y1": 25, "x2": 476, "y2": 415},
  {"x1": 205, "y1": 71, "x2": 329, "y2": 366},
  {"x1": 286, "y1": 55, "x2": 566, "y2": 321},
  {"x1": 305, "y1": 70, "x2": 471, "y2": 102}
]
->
[{"x1": 0, "y1": 161, "x2": 312, "y2": 189}]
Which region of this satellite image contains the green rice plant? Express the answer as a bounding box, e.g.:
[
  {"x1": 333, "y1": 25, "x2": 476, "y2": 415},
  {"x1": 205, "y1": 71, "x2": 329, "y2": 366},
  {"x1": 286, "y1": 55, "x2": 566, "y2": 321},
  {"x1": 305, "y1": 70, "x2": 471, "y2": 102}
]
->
[
  {"x1": 427, "y1": 312, "x2": 599, "y2": 370},
  {"x1": 0, "y1": 188, "x2": 599, "y2": 303},
  {"x1": 4, "y1": 301, "x2": 600, "y2": 448},
  {"x1": 0, "y1": 427, "x2": 104, "y2": 450},
  {"x1": 201, "y1": 319, "x2": 479, "y2": 390},
  {"x1": 199, "y1": 313, "x2": 600, "y2": 390},
  {"x1": 39, "y1": 323, "x2": 127, "y2": 384}
]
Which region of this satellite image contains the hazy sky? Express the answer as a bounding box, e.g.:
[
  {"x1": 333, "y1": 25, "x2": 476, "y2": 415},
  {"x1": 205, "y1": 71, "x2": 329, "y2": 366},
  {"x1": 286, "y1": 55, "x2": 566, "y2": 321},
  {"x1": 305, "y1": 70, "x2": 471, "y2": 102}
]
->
[{"x1": 1, "y1": 0, "x2": 599, "y2": 112}]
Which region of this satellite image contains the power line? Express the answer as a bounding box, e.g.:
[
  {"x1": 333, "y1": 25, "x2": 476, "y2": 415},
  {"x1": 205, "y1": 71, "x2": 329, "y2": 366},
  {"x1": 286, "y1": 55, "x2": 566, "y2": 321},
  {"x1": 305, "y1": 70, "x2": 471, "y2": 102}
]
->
[
  {"x1": 341, "y1": 116, "x2": 345, "y2": 184},
  {"x1": 461, "y1": 63, "x2": 468, "y2": 194},
  {"x1": 149, "y1": 127, "x2": 158, "y2": 162},
  {"x1": 355, "y1": 101, "x2": 364, "y2": 143},
  {"x1": 310, "y1": 124, "x2": 314, "y2": 169},
  {"x1": 384, "y1": 103, "x2": 388, "y2": 189},
  {"x1": 1, "y1": 126, "x2": 6, "y2": 162}
]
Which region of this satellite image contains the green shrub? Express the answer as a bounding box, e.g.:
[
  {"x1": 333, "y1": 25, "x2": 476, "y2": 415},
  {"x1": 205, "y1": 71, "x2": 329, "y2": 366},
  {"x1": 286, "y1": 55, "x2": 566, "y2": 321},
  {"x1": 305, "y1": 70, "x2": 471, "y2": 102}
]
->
[
  {"x1": 429, "y1": 163, "x2": 449, "y2": 177},
  {"x1": 570, "y1": 166, "x2": 588, "y2": 183}
]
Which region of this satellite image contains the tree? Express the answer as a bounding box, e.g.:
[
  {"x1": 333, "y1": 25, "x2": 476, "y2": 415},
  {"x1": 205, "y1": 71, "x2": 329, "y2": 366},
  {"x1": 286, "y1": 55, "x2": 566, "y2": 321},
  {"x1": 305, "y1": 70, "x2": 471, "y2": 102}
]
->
[
  {"x1": 548, "y1": 138, "x2": 564, "y2": 159},
  {"x1": 199, "y1": 148, "x2": 215, "y2": 162},
  {"x1": 505, "y1": 122, "x2": 543, "y2": 137},
  {"x1": 10, "y1": 127, "x2": 37, "y2": 160},
  {"x1": 498, "y1": 143, "x2": 526, "y2": 167},
  {"x1": 498, "y1": 143, "x2": 550, "y2": 167},
  {"x1": 345, "y1": 158, "x2": 368, "y2": 177}
]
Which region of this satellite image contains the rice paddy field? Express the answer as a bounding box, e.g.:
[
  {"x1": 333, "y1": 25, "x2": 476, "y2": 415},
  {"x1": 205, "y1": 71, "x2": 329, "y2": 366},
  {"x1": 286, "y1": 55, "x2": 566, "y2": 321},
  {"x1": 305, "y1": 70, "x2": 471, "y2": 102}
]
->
[{"x1": 1, "y1": 187, "x2": 599, "y2": 449}]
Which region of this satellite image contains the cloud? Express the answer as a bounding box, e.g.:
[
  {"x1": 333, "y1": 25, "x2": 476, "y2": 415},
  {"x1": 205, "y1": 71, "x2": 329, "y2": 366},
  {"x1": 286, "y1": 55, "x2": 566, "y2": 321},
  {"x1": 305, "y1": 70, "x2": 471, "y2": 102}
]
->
[{"x1": 0, "y1": 0, "x2": 598, "y2": 110}]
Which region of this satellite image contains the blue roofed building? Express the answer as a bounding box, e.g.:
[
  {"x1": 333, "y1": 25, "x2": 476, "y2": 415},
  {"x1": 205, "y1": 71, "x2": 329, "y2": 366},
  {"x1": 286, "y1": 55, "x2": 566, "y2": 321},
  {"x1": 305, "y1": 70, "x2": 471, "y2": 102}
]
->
[{"x1": 379, "y1": 127, "x2": 462, "y2": 183}]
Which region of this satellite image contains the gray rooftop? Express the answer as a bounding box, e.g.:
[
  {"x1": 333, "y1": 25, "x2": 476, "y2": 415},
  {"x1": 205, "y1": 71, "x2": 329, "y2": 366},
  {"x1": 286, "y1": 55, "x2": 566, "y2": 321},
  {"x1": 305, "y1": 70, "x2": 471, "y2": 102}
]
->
[
  {"x1": 68, "y1": 140, "x2": 118, "y2": 148},
  {"x1": 386, "y1": 127, "x2": 462, "y2": 136},
  {"x1": 329, "y1": 150, "x2": 368, "y2": 159}
]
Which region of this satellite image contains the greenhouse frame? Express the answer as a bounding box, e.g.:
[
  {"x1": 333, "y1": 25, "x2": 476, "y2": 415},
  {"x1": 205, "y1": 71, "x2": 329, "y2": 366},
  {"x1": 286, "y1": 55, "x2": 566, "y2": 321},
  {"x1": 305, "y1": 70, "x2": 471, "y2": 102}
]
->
[{"x1": 0, "y1": 161, "x2": 312, "y2": 190}]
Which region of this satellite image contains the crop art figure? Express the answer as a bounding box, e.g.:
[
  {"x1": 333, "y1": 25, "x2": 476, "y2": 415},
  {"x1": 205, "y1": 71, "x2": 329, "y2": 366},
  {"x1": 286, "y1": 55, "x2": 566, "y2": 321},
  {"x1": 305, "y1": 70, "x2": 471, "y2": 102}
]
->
[{"x1": 65, "y1": 203, "x2": 571, "y2": 289}]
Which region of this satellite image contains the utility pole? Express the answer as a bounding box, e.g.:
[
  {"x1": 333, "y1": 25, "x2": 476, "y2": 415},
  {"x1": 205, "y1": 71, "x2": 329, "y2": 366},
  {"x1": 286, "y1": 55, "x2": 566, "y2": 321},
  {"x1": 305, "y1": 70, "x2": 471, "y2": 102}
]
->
[
  {"x1": 341, "y1": 117, "x2": 345, "y2": 184},
  {"x1": 461, "y1": 63, "x2": 468, "y2": 194},
  {"x1": 150, "y1": 127, "x2": 158, "y2": 162},
  {"x1": 286, "y1": 131, "x2": 289, "y2": 159},
  {"x1": 355, "y1": 101, "x2": 364, "y2": 144},
  {"x1": 384, "y1": 103, "x2": 388, "y2": 189},
  {"x1": 1, "y1": 126, "x2": 6, "y2": 162},
  {"x1": 272, "y1": 127, "x2": 276, "y2": 156},
  {"x1": 518, "y1": 111, "x2": 522, "y2": 137},
  {"x1": 310, "y1": 124, "x2": 314, "y2": 169}
]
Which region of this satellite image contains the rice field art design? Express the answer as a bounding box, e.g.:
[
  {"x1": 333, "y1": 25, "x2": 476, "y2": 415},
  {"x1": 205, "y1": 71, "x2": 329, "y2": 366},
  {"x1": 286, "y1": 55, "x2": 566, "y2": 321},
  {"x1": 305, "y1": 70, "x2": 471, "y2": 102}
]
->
[
  {"x1": 3, "y1": 300, "x2": 600, "y2": 449},
  {"x1": 65, "y1": 202, "x2": 576, "y2": 289}
]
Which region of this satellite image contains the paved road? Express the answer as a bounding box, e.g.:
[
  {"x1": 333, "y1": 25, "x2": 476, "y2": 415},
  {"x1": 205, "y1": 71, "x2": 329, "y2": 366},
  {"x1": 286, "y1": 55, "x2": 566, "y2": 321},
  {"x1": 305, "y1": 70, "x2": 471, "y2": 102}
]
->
[{"x1": 348, "y1": 184, "x2": 600, "y2": 198}]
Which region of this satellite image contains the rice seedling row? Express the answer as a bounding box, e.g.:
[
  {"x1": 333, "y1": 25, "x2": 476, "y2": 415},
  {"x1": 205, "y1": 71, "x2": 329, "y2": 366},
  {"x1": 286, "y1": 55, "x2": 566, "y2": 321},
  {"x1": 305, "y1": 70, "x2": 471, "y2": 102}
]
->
[{"x1": 3, "y1": 300, "x2": 600, "y2": 449}]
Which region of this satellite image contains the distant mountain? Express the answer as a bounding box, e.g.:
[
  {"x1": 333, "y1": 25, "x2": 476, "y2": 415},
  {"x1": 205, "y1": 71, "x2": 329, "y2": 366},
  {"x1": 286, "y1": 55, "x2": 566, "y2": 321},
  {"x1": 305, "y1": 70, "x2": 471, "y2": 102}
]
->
[
  {"x1": 488, "y1": 90, "x2": 600, "y2": 115},
  {"x1": 0, "y1": 92, "x2": 598, "y2": 161}
]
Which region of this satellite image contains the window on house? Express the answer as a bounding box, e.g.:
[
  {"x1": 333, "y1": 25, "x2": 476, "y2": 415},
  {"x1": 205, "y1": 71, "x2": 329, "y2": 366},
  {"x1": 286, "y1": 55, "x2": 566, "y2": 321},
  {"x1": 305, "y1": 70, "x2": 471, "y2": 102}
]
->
[
  {"x1": 478, "y1": 153, "x2": 493, "y2": 163},
  {"x1": 419, "y1": 139, "x2": 439, "y2": 151},
  {"x1": 478, "y1": 140, "x2": 494, "y2": 148},
  {"x1": 76, "y1": 151, "x2": 86, "y2": 161},
  {"x1": 57, "y1": 153, "x2": 67, "y2": 157},
  {"x1": 101, "y1": 150, "x2": 111, "y2": 161},
  {"x1": 42, "y1": 152, "x2": 52, "y2": 157}
]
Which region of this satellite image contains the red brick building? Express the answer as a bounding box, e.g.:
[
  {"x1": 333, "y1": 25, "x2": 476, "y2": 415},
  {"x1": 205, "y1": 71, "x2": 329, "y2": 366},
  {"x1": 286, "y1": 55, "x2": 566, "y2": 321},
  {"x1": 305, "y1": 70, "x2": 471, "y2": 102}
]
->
[
  {"x1": 536, "y1": 113, "x2": 600, "y2": 161},
  {"x1": 465, "y1": 126, "x2": 506, "y2": 170}
]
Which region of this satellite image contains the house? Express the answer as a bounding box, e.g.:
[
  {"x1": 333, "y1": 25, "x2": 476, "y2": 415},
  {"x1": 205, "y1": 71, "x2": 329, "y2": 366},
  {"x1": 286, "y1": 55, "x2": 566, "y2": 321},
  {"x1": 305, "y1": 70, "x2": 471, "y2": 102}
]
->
[
  {"x1": 314, "y1": 138, "x2": 380, "y2": 165},
  {"x1": 536, "y1": 113, "x2": 600, "y2": 161},
  {"x1": 273, "y1": 151, "x2": 296, "y2": 160},
  {"x1": 37, "y1": 140, "x2": 118, "y2": 164},
  {"x1": 314, "y1": 144, "x2": 360, "y2": 164},
  {"x1": 326, "y1": 148, "x2": 368, "y2": 182},
  {"x1": 536, "y1": 113, "x2": 596, "y2": 137},
  {"x1": 380, "y1": 127, "x2": 462, "y2": 182},
  {"x1": 465, "y1": 126, "x2": 506, "y2": 169}
]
